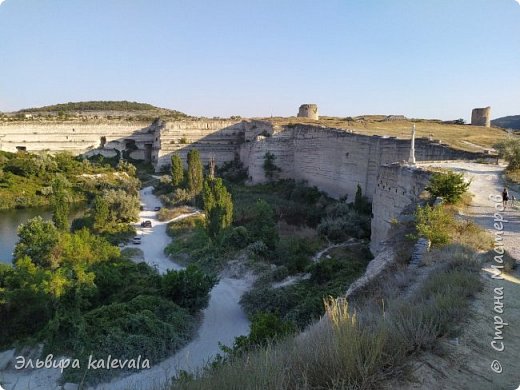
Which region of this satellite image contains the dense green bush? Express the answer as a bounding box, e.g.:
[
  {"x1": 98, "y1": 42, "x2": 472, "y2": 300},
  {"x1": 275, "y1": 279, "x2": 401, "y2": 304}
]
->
[
  {"x1": 425, "y1": 171, "x2": 470, "y2": 204},
  {"x1": 494, "y1": 138, "x2": 520, "y2": 171},
  {"x1": 245, "y1": 199, "x2": 279, "y2": 250},
  {"x1": 56, "y1": 295, "x2": 194, "y2": 384},
  {"x1": 161, "y1": 265, "x2": 217, "y2": 313},
  {"x1": 203, "y1": 178, "x2": 233, "y2": 239},
  {"x1": 415, "y1": 205, "x2": 456, "y2": 246},
  {"x1": 317, "y1": 203, "x2": 371, "y2": 241},
  {"x1": 13, "y1": 217, "x2": 60, "y2": 267},
  {"x1": 226, "y1": 312, "x2": 296, "y2": 355},
  {"x1": 273, "y1": 237, "x2": 320, "y2": 273},
  {"x1": 217, "y1": 157, "x2": 248, "y2": 184}
]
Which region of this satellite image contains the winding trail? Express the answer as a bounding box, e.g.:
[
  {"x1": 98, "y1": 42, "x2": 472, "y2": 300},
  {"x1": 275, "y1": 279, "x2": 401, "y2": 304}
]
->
[
  {"x1": 94, "y1": 187, "x2": 253, "y2": 390},
  {"x1": 312, "y1": 238, "x2": 360, "y2": 262}
]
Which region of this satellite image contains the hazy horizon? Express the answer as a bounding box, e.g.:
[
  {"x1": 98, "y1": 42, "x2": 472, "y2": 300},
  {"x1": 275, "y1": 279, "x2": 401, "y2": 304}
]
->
[{"x1": 1, "y1": 0, "x2": 519, "y2": 121}]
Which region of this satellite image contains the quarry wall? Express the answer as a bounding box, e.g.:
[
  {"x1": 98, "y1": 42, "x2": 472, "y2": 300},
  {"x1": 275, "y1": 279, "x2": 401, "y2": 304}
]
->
[
  {"x1": 240, "y1": 125, "x2": 481, "y2": 200},
  {"x1": 0, "y1": 121, "x2": 158, "y2": 159},
  {"x1": 0, "y1": 119, "x2": 483, "y2": 254},
  {"x1": 370, "y1": 164, "x2": 431, "y2": 253},
  {"x1": 154, "y1": 119, "x2": 276, "y2": 171}
]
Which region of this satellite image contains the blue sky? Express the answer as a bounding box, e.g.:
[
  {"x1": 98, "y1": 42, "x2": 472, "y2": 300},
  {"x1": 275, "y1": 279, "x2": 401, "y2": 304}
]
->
[{"x1": 0, "y1": 0, "x2": 519, "y2": 120}]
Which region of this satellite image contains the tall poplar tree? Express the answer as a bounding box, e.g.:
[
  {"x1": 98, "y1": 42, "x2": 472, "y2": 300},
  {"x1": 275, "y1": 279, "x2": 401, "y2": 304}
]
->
[
  {"x1": 187, "y1": 149, "x2": 203, "y2": 195},
  {"x1": 51, "y1": 175, "x2": 70, "y2": 231},
  {"x1": 202, "y1": 177, "x2": 233, "y2": 239},
  {"x1": 171, "y1": 153, "x2": 184, "y2": 187}
]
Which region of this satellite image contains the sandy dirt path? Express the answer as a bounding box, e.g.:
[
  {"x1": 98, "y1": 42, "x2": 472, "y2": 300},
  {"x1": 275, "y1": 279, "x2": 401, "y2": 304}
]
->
[{"x1": 397, "y1": 162, "x2": 520, "y2": 390}]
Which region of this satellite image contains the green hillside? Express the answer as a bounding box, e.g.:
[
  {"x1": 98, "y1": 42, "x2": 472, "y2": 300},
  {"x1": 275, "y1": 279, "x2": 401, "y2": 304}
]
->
[
  {"x1": 18, "y1": 100, "x2": 187, "y2": 117},
  {"x1": 492, "y1": 115, "x2": 520, "y2": 130}
]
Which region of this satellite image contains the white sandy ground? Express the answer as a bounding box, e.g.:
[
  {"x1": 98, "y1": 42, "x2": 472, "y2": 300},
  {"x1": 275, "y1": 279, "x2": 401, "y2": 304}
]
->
[{"x1": 0, "y1": 186, "x2": 253, "y2": 390}]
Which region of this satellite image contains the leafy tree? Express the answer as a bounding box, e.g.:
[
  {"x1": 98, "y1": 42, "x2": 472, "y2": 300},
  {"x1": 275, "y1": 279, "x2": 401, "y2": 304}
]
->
[
  {"x1": 56, "y1": 229, "x2": 120, "y2": 267},
  {"x1": 101, "y1": 189, "x2": 140, "y2": 224},
  {"x1": 0, "y1": 255, "x2": 61, "y2": 347},
  {"x1": 171, "y1": 153, "x2": 184, "y2": 187},
  {"x1": 263, "y1": 152, "x2": 281, "y2": 181},
  {"x1": 161, "y1": 265, "x2": 217, "y2": 313},
  {"x1": 92, "y1": 195, "x2": 110, "y2": 232},
  {"x1": 14, "y1": 217, "x2": 60, "y2": 268},
  {"x1": 51, "y1": 175, "x2": 70, "y2": 231},
  {"x1": 425, "y1": 171, "x2": 470, "y2": 204},
  {"x1": 203, "y1": 177, "x2": 233, "y2": 239},
  {"x1": 494, "y1": 138, "x2": 520, "y2": 171},
  {"x1": 247, "y1": 199, "x2": 279, "y2": 249},
  {"x1": 187, "y1": 149, "x2": 203, "y2": 195}
]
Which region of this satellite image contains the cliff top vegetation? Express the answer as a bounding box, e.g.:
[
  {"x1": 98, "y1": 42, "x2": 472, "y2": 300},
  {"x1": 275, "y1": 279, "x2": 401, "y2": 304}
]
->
[{"x1": 18, "y1": 100, "x2": 185, "y2": 115}]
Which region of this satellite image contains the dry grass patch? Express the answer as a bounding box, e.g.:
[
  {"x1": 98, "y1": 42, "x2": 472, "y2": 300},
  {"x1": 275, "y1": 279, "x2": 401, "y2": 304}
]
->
[
  {"x1": 266, "y1": 116, "x2": 508, "y2": 152},
  {"x1": 506, "y1": 168, "x2": 520, "y2": 186},
  {"x1": 157, "y1": 206, "x2": 194, "y2": 221}
]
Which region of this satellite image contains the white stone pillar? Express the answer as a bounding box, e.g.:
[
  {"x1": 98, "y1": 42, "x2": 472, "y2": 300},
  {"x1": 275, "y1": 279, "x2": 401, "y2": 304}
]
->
[{"x1": 408, "y1": 124, "x2": 416, "y2": 165}]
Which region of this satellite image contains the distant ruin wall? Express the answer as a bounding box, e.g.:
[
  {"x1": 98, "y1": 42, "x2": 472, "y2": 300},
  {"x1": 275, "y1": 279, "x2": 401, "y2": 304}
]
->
[{"x1": 471, "y1": 106, "x2": 491, "y2": 127}]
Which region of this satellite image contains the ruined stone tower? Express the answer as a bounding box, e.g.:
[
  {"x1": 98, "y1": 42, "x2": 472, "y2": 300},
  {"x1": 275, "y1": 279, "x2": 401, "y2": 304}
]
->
[
  {"x1": 471, "y1": 106, "x2": 491, "y2": 127},
  {"x1": 297, "y1": 104, "x2": 319, "y2": 120}
]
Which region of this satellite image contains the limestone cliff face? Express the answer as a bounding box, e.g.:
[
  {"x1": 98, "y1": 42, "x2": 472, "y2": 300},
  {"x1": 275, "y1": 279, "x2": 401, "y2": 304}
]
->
[
  {"x1": 370, "y1": 165, "x2": 431, "y2": 253},
  {"x1": 240, "y1": 124, "x2": 479, "y2": 200},
  {"x1": 0, "y1": 121, "x2": 157, "y2": 155},
  {"x1": 0, "y1": 119, "x2": 484, "y2": 255},
  {"x1": 154, "y1": 119, "x2": 275, "y2": 170}
]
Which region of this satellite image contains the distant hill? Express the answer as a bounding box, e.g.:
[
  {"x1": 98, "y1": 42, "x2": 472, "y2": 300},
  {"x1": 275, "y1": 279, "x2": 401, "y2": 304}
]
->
[
  {"x1": 491, "y1": 115, "x2": 520, "y2": 130},
  {"x1": 17, "y1": 100, "x2": 188, "y2": 118}
]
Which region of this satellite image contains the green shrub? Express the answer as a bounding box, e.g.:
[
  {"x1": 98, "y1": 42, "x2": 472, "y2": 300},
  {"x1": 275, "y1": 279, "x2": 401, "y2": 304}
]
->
[
  {"x1": 415, "y1": 205, "x2": 455, "y2": 246},
  {"x1": 317, "y1": 205, "x2": 371, "y2": 241},
  {"x1": 246, "y1": 199, "x2": 279, "y2": 249},
  {"x1": 494, "y1": 138, "x2": 520, "y2": 170},
  {"x1": 273, "y1": 237, "x2": 319, "y2": 274},
  {"x1": 161, "y1": 265, "x2": 217, "y2": 313},
  {"x1": 425, "y1": 171, "x2": 470, "y2": 204},
  {"x1": 231, "y1": 312, "x2": 296, "y2": 353}
]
